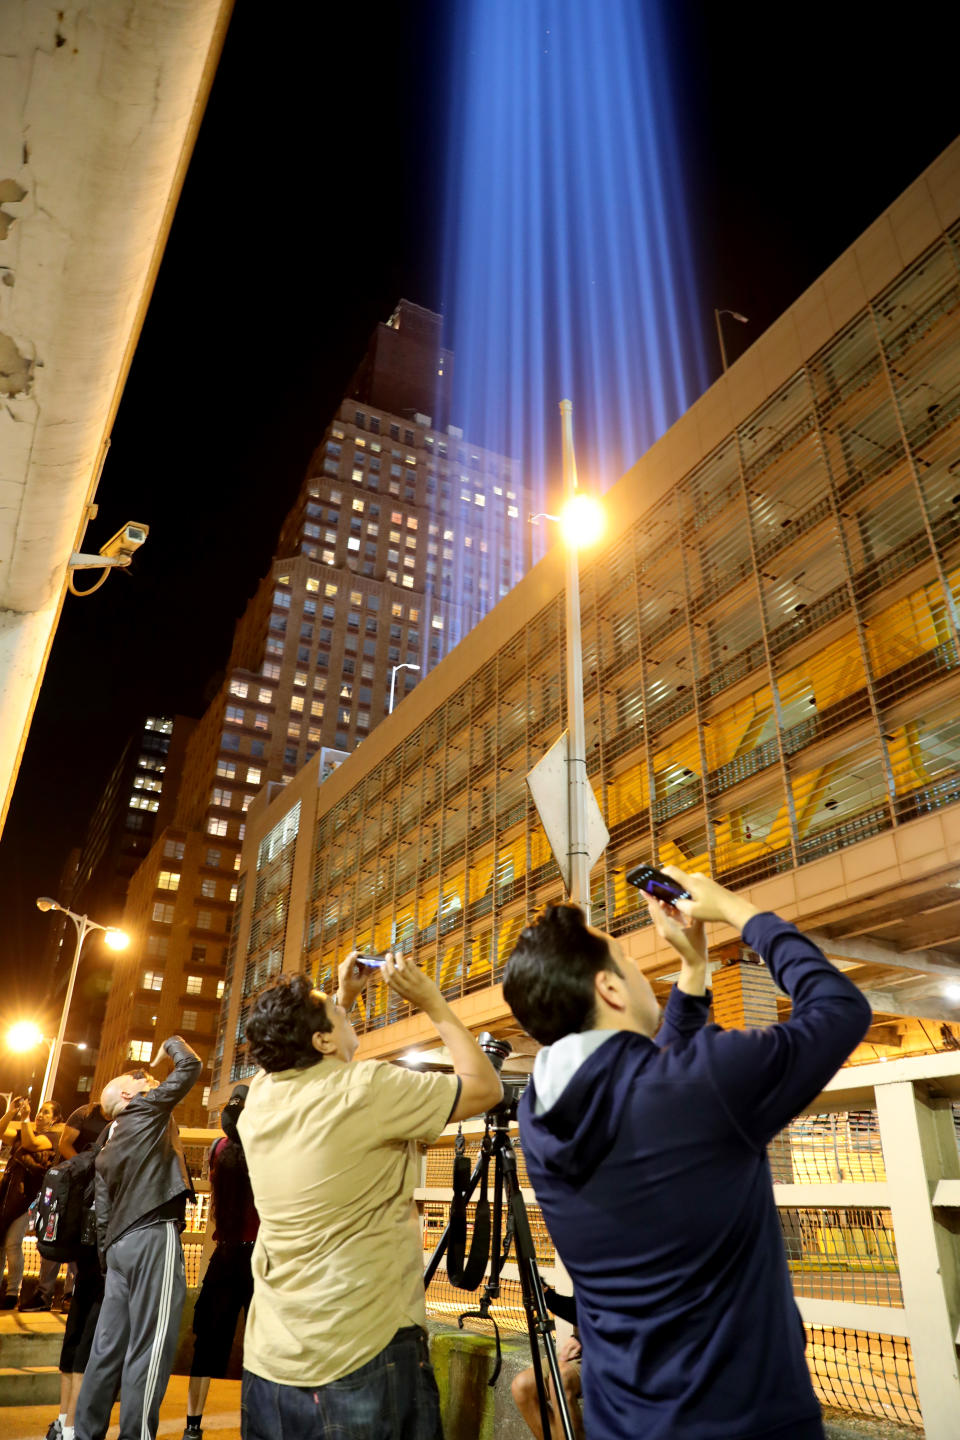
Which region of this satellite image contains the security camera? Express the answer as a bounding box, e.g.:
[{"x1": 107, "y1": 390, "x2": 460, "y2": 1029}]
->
[{"x1": 99, "y1": 522, "x2": 149, "y2": 563}]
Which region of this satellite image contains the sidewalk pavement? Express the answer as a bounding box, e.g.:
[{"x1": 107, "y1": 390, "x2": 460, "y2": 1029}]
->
[{"x1": 0, "y1": 1378, "x2": 241, "y2": 1440}]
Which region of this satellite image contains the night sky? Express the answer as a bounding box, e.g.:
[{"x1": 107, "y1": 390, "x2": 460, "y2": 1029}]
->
[{"x1": 1, "y1": 1, "x2": 957, "y2": 1016}]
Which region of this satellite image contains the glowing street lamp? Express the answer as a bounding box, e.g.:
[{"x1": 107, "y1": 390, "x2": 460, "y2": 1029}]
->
[
  {"x1": 389, "y1": 662, "x2": 421, "y2": 715},
  {"x1": 6, "y1": 1021, "x2": 43, "y2": 1054},
  {"x1": 35, "y1": 898, "x2": 128, "y2": 1104},
  {"x1": 529, "y1": 406, "x2": 606, "y2": 918},
  {"x1": 713, "y1": 308, "x2": 749, "y2": 374}
]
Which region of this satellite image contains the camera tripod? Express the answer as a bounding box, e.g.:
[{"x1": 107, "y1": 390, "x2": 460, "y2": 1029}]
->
[{"x1": 424, "y1": 1104, "x2": 577, "y2": 1440}]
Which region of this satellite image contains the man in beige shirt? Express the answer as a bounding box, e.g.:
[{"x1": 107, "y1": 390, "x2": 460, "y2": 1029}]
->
[{"x1": 238, "y1": 950, "x2": 503, "y2": 1440}]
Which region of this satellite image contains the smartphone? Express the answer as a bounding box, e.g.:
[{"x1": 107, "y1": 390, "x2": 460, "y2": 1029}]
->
[
  {"x1": 625, "y1": 864, "x2": 691, "y2": 904},
  {"x1": 356, "y1": 954, "x2": 387, "y2": 969}
]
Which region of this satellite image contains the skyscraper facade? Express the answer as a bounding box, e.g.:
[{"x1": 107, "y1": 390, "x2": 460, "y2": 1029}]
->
[
  {"x1": 92, "y1": 302, "x2": 530, "y2": 1123},
  {"x1": 43, "y1": 714, "x2": 189, "y2": 1110}
]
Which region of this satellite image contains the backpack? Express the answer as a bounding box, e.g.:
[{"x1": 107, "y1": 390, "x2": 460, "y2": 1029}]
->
[{"x1": 32, "y1": 1148, "x2": 99, "y2": 1261}]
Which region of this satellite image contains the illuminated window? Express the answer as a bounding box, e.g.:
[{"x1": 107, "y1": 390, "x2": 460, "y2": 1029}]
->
[
  {"x1": 157, "y1": 871, "x2": 180, "y2": 892},
  {"x1": 311, "y1": 700, "x2": 324, "y2": 717},
  {"x1": 230, "y1": 884, "x2": 238, "y2": 902},
  {"x1": 391, "y1": 602, "x2": 404, "y2": 618},
  {"x1": 229, "y1": 680, "x2": 248, "y2": 698},
  {"x1": 152, "y1": 902, "x2": 175, "y2": 924},
  {"x1": 306, "y1": 578, "x2": 319, "y2": 593},
  {"x1": 217, "y1": 980, "x2": 225, "y2": 999},
  {"x1": 182, "y1": 1010, "x2": 199, "y2": 1031},
  {"x1": 225, "y1": 705, "x2": 244, "y2": 725},
  {"x1": 254, "y1": 713, "x2": 269, "y2": 731},
  {"x1": 290, "y1": 694, "x2": 304, "y2": 713},
  {"x1": 352, "y1": 498, "x2": 364, "y2": 513},
  {"x1": 409, "y1": 608, "x2": 419, "y2": 622},
  {"x1": 234, "y1": 852, "x2": 241, "y2": 870},
  {"x1": 402, "y1": 574, "x2": 414, "y2": 589},
  {"x1": 129, "y1": 795, "x2": 159, "y2": 811},
  {"x1": 313, "y1": 674, "x2": 326, "y2": 691},
  {"x1": 293, "y1": 671, "x2": 307, "y2": 689},
  {"x1": 507, "y1": 505, "x2": 519, "y2": 518},
  {"x1": 246, "y1": 766, "x2": 262, "y2": 785},
  {"x1": 262, "y1": 661, "x2": 280, "y2": 680},
  {"x1": 322, "y1": 549, "x2": 334, "y2": 564},
  {"x1": 352, "y1": 469, "x2": 363, "y2": 483},
  {"x1": 128, "y1": 1041, "x2": 152, "y2": 1062},
  {"x1": 142, "y1": 972, "x2": 163, "y2": 992},
  {"x1": 186, "y1": 975, "x2": 203, "y2": 996},
  {"x1": 348, "y1": 537, "x2": 360, "y2": 551},
  {"x1": 432, "y1": 616, "x2": 444, "y2": 630},
  {"x1": 211, "y1": 788, "x2": 231, "y2": 808},
  {"x1": 201, "y1": 878, "x2": 217, "y2": 899},
  {"x1": 207, "y1": 817, "x2": 228, "y2": 837},
  {"x1": 405, "y1": 535, "x2": 416, "y2": 549},
  {"x1": 288, "y1": 721, "x2": 301, "y2": 739},
  {"x1": 308, "y1": 726, "x2": 322, "y2": 744},
  {"x1": 163, "y1": 838, "x2": 185, "y2": 859}
]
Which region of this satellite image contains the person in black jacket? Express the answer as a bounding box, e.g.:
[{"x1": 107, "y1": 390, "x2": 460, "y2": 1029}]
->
[
  {"x1": 503, "y1": 867, "x2": 872, "y2": 1440},
  {"x1": 74, "y1": 1036, "x2": 202, "y2": 1440}
]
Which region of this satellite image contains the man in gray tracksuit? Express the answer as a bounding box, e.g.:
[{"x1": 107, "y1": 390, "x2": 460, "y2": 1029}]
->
[{"x1": 75, "y1": 1036, "x2": 201, "y2": 1440}]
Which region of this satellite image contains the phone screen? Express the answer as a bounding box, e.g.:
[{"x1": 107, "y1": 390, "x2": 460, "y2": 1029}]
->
[
  {"x1": 356, "y1": 955, "x2": 386, "y2": 969},
  {"x1": 625, "y1": 864, "x2": 691, "y2": 903}
]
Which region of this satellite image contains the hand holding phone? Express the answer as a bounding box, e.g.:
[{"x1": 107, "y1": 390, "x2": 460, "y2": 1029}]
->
[{"x1": 625, "y1": 864, "x2": 692, "y2": 904}]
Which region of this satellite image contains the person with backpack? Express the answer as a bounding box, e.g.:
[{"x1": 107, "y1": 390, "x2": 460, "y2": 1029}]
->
[
  {"x1": 28, "y1": 1098, "x2": 111, "y2": 1316},
  {"x1": 181, "y1": 1084, "x2": 259, "y2": 1440},
  {"x1": 74, "y1": 1038, "x2": 201, "y2": 1440},
  {"x1": 0, "y1": 1096, "x2": 62, "y2": 1308},
  {"x1": 34, "y1": 1099, "x2": 112, "y2": 1440}
]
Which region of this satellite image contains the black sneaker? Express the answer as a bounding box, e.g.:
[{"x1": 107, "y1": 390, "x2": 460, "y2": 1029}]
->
[
  {"x1": 19, "y1": 1297, "x2": 51, "y2": 1311},
  {"x1": 182, "y1": 1427, "x2": 203, "y2": 1440}
]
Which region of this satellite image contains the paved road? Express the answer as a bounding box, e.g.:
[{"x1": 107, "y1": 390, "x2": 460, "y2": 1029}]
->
[{"x1": 0, "y1": 1377, "x2": 241, "y2": 1440}]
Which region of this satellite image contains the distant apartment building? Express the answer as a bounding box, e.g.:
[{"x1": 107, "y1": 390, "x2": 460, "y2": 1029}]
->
[
  {"x1": 213, "y1": 141, "x2": 960, "y2": 1098},
  {"x1": 44, "y1": 715, "x2": 190, "y2": 1110},
  {"x1": 92, "y1": 301, "x2": 531, "y2": 1122}
]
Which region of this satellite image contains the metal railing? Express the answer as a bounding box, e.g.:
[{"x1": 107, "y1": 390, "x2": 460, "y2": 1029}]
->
[{"x1": 417, "y1": 1051, "x2": 960, "y2": 1437}]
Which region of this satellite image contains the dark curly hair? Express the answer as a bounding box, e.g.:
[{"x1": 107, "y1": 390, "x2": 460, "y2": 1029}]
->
[
  {"x1": 244, "y1": 973, "x2": 332, "y2": 1072},
  {"x1": 503, "y1": 902, "x2": 621, "y2": 1046}
]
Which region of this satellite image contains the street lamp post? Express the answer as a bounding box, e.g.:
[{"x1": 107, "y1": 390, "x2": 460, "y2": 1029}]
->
[
  {"x1": 713, "y1": 308, "x2": 749, "y2": 373},
  {"x1": 35, "y1": 898, "x2": 127, "y2": 1105},
  {"x1": 389, "y1": 662, "x2": 421, "y2": 714},
  {"x1": 558, "y1": 399, "x2": 591, "y2": 917}
]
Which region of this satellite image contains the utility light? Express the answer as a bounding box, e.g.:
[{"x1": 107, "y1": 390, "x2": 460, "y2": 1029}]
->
[
  {"x1": 560, "y1": 493, "x2": 605, "y2": 549},
  {"x1": 7, "y1": 1021, "x2": 43, "y2": 1053},
  {"x1": 103, "y1": 929, "x2": 130, "y2": 951}
]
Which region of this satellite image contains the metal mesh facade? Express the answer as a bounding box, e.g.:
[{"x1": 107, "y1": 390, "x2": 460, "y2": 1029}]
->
[{"x1": 302, "y1": 221, "x2": 960, "y2": 1025}]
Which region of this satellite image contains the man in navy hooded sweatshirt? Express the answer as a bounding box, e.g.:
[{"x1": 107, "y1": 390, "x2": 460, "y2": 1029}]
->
[{"x1": 503, "y1": 866, "x2": 872, "y2": 1440}]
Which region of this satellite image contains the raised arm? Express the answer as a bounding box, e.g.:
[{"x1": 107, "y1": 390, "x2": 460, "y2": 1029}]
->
[
  {"x1": 18, "y1": 1118, "x2": 55, "y2": 1152},
  {"x1": 0, "y1": 1096, "x2": 24, "y2": 1142},
  {"x1": 146, "y1": 1035, "x2": 203, "y2": 1112},
  {"x1": 381, "y1": 954, "x2": 503, "y2": 1121},
  {"x1": 644, "y1": 893, "x2": 712, "y2": 1047},
  {"x1": 666, "y1": 866, "x2": 872, "y2": 1145}
]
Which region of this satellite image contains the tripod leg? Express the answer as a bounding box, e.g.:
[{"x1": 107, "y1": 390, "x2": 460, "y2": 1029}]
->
[{"x1": 500, "y1": 1143, "x2": 578, "y2": 1440}]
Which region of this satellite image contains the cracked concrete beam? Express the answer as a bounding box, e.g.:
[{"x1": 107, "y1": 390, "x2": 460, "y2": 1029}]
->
[
  {"x1": 0, "y1": 0, "x2": 235, "y2": 839},
  {"x1": 0, "y1": 330, "x2": 32, "y2": 395}
]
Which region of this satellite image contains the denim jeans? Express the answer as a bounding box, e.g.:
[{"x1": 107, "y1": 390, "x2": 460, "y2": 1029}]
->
[{"x1": 242, "y1": 1327, "x2": 444, "y2": 1440}]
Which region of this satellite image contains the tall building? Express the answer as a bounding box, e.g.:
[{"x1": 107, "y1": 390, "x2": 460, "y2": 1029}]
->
[
  {"x1": 214, "y1": 138, "x2": 960, "y2": 1094},
  {"x1": 92, "y1": 302, "x2": 531, "y2": 1122},
  {"x1": 43, "y1": 714, "x2": 190, "y2": 1109}
]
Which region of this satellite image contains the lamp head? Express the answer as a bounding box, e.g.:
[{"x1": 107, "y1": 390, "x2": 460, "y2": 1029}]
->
[
  {"x1": 731, "y1": 311, "x2": 749, "y2": 324},
  {"x1": 559, "y1": 493, "x2": 605, "y2": 549},
  {"x1": 103, "y1": 929, "x2": 129, "y2": 952},
  {"x1": 36, "y1": 897, "x2": 57, "y2": 913},
  {"x1": 7, "y1": 1021, "x2": 44, "y2": 1053}
]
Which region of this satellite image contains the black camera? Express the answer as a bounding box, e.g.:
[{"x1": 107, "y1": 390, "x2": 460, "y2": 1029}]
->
[{"x1": 479, "y1": 1032, "x2": 529, "y2": 1123}]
